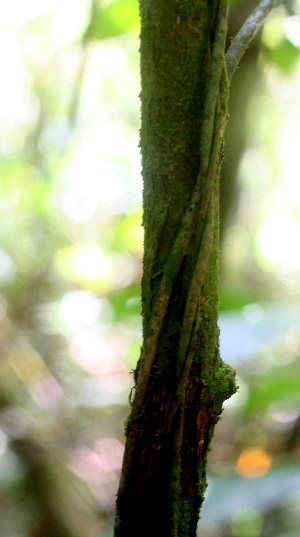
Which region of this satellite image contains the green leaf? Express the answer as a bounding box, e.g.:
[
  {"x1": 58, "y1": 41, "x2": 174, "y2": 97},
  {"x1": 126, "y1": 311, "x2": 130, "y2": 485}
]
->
[
  {"x1": 85, "y1": 0, "x2": 139, "y2": 41},
  {"x1": 246, "y1": 365, "x2": 300, "y2": 413},
  {"x1": 263, "y1": 38, "x2": 300, "y2": 73},
  {"x1": 113, "y1": 211, "x2": 143, "y2": 253},
  {"x1": 219, "y1": 288, "x2": 263, "y2": 311},
  {"x1": 109, "y1": 284, "x2": 141, "y2": 321}
]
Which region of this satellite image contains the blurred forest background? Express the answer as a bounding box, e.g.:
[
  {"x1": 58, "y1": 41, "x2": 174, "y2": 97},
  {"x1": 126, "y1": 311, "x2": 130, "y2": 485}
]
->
[{"x1": 0, "y1": 0, "x2": 300, "y2": 536}]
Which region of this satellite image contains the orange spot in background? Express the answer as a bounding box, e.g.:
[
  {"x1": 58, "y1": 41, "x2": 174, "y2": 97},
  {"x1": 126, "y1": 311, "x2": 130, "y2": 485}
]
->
[{"x1": 236, "y1": 447, "x2": 272, "y2": 478}]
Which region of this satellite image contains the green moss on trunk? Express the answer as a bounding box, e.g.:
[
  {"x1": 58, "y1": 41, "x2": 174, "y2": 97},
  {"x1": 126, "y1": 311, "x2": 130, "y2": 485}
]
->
[{"x1": 114, "y1": 1, "x2": 236, "y2": 536}]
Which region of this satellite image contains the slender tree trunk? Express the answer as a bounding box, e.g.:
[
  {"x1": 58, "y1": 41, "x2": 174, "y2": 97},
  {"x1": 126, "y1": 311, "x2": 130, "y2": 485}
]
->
[
  {"x1": 114, "y1": 0, "x2": 283, "y2": 534},
  {"x1": 114, "y1": 2, "x2": 236, "y2": 536}
]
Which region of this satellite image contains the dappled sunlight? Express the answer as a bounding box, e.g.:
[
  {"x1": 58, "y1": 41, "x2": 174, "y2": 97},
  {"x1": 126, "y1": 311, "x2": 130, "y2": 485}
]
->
[
  {"x1": 0, "y1": 0, "x2": 90, "y2": 44},
  {"x1": 284, "y1": 14, "x2": 300, "y2": 46},
  {"x1": 258, "y1": 217, "x2": 300, "y2": 273},
  {"x1": 62, "y1": 160, "x2": 126, "y2": 221},
  {"x1": 55, "y1": 244, "x2": 139, "y2": 291},
  {"x1": 58, "y1": 290, "x2": 103, "y2": 331},
  {"x1": 0, "y1": 0, "x2": 48, "y2": 28},
  {"x1": 55, "y1": 243, "x2": 113, "y2": 290}
]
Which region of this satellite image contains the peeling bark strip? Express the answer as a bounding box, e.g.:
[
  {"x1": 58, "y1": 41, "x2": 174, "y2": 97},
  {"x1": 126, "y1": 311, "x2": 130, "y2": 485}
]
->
[{"x1": 114, "y1": 1, "x2": 284, "y2": 536}]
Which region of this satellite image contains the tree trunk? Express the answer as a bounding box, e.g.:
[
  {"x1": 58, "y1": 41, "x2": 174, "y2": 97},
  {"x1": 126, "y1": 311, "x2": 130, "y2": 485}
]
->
[{"x1": 114, "y1": 1, "x2": 236, "y2": 536}]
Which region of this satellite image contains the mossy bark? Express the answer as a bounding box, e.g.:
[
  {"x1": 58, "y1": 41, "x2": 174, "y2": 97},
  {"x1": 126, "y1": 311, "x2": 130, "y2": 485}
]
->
[{"x1": 114, "y1": 1, "x2": 236, "y2": 536}]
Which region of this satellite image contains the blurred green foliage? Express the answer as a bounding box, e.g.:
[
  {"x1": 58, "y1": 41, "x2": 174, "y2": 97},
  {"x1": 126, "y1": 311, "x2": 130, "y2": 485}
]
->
[
  {"x1": 264, "y1": 37, "x2": 299, "y2": 72},
  {"x1": 84, "y1": 0, "x2": 139, "y2": 41}
]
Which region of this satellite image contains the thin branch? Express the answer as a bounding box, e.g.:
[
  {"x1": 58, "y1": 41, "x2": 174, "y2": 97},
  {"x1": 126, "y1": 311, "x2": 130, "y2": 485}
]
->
[{"x1": 225, "y1": 0, "x2": 283, "y2": 83}]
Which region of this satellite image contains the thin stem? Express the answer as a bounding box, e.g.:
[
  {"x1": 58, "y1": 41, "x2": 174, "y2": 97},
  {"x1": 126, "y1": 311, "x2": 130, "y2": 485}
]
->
[{"x1": 225, "y1": 0, "x2": 283, "y2": 83}]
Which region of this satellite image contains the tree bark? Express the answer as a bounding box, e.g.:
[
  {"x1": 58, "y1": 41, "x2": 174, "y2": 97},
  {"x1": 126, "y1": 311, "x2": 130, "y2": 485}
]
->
[{"x1": 114, "y1": 1, "x2": 236, "y2": 536}]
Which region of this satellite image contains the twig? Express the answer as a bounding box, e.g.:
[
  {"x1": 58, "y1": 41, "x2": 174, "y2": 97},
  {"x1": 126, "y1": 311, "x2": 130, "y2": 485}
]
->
[{"x1": 225, "y1": 0, "x2": 283, "y2": 83}]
